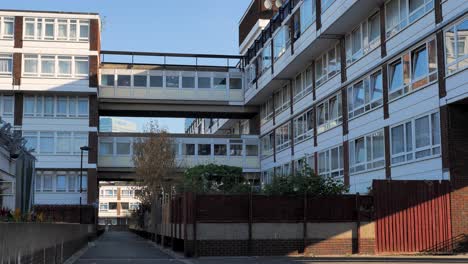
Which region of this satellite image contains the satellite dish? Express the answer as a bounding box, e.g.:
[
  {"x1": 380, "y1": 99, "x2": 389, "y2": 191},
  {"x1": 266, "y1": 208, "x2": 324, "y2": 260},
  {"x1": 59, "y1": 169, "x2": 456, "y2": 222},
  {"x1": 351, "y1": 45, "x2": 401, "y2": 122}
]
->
[
  {"x1": 275, "y1": 0, "x2": 283, "y2": 8},
  {"x1": 264, "y1": 0, "x2": 273, "y2": 10}
]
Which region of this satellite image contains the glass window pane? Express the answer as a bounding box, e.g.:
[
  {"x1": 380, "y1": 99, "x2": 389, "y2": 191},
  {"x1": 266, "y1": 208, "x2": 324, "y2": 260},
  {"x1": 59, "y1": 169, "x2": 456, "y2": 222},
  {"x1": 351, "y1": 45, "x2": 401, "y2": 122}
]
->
[
  {"x1": 79, "y1": 22, "x2": 89, "y2": 39},
  {"x1": 57, "y1": 97, "x2": 67, "y2": 116},
  {"x1": 373, "y1": 132, "x2": 384, "y2": 159},
  {"x1": 44, "y1": 96, "x2": 54, "y2": 116},
  {"x1": 99, "y1": 142, "x2": 113, "y2": 155},
  {"x1": 117, "y1": 75, "x2": 131, "y2": 86},
  {"x1": 355, "y1": 138, "x2": 365, "y2": 164},
  {"x1": 117, "y1": 141, "x2": 131, "y2": 155},
  {"x1": 246, "y1": 145, "x2": 258, "y2": 156},
  {"x1": 371, "y1": 71, "x2": 383, "y2": 101},
  {"x1": 214, "y1": 144, "x2": 227, "y2": 156},
  {"x1": 198, "y1": 144, "x2": 211, "y2": 156},
  {"x1": 431, "y1": 112, "x2": 440, "y2": 145},
  {"x1": 229, "y1": 78, "x2": 242, "y2": 89},
  {"x1": 134, "y1": 75, "x2": 147, "y2": 87},
  {"x1": 101, "y1": 75, "x2": 114, "y2": 86},
  {"x1": 58, "y1": 56, "x2": 72, "y2": 75},
  {"x1": 150, "y1": 76, "x2": 163, "y2": 87},
  {"x1": 390, "y1": 60, "x2": 403, "y2": 91},
  {"x1": 391, "y1": 125, "x2": 404, "y2": 155},
  {"x1": 353, "y1": 81, "x2": 365, "y2": 108},
  {"x1": 412, "y1": 46, "x2": 428, "y2": 80},
  {"x1": 182, "y1": 76, "x2": 195, "y2": 88},
  {"x1": 214, "y1": 77, "x2": 226, "y2": 89},
  {"x1": 183, "y1": 144, "x2": 195, "y2": 155},
  {"x1": 78, "y1": 99, "x2": 88, "y2": 116},
  {"x1": 40, "y1": 132, "x2": 55, "y2": 154},
  {"x1": 198, "y1": 77, "x2": 211, "y2": 88},
  {"x1": 75, "y1": 58, "x2": 88, "y2": 75},
  {"x1": 41, "y1": 56, "x2": 55, "y2": 75},
  {"x1": 166, "y1": 75, "x2": 179, "y2": 88},
  {"x1": 68, "y1": 175, "x2": 76, "y2": 192},
  {"x1": 56, "y1": 175, "x2": 66, "y2": 192},
  {"x1": 43, "y1": 174, "x2": 53, "y2": 191},
  {"x1": 230, "y1": 144, "x2": 242, "y2": 156},
  {"x1": 415, "y1": 116, "x2": 430, "y2": 148}
]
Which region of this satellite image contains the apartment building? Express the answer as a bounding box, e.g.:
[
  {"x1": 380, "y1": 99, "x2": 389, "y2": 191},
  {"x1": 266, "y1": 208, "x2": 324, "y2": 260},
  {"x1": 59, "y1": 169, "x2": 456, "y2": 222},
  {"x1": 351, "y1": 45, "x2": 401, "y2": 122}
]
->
[
  {"x1": 0, "y1": 10, "x2": 101, "y2": 205},
  {"x1": 98, "y1": 182, "x2": 141, "y2": 225},
  {"x1": 191, "y1": 0, "x2": 468, "y2": 194},
  {"x1": 0, "y1": 0, "x2": 466, "y2": 207}
]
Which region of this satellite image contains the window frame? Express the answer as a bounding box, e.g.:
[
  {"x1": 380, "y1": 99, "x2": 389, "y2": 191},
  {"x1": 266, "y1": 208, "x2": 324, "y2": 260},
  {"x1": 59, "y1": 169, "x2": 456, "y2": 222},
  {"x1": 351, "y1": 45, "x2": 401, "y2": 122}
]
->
[
  {"x1": 23, "y1": 17, "x2": 90, "y2": 42},
  {"x1": 349, "y1": 130, "x2": 385, "y2": 175},
  {"x1": 316, "y1": 92, "x2": 342, "y2": 134},
  {"x1": 444, "y1": 16, "x2": 468, "y2": 75},
  {"x1": 348, "y1": 69, "x2": 383, "y2": 119}
]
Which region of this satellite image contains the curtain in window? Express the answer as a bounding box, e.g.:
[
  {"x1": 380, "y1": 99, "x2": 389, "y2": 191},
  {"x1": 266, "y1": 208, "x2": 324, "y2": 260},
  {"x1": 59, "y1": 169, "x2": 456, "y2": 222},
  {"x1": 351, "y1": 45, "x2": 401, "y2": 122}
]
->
[{"x1": 0, "y1": 58, "x2": 11, "y2": 73}]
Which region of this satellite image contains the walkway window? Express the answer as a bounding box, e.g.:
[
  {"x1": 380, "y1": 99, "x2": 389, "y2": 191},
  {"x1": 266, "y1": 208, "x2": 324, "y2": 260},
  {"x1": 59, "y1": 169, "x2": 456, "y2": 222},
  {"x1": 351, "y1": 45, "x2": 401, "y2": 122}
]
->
[
  {"x1": 134, "y1": 75, "x2": 147, "y2": 87},
  {"x1": 260, "y1": 97, "x2": 274, "y2": 124},
  {"x1": 117, "y1": 75, "x2": 131, "y2": 87},
  {"x1": 182, "y1": 76, "x2": 195, "y2": 88},
  {"x1": 198, "y1": 144, "x2": 211, "y2": 156},
  {"x1": 300, "y1": 0, "x2": 316, "y2": 34},
  {"x1": 346, "y1": 12, "x2": 380, "y2": 64},
  {"x1": 198, "y1": 77, "x2": 211, "y2": 88},
  {"x1": 273, "y1": 26, "x2": 290, "y2": 61},
  {"x1": 229, "y1": 77, "x2": 242, "y2": 90},
  {"x1": 166, "y1": 75, "x2": 179, "y2": 88},
  {"x1": 150, "y1": 75, "x2": 163, "y2": 87},
  {"x1": 214, "y1": 77, "x2": 226, "y2": 89},
  {"x1": 35, "y1": 171, "x2": 84, "y2": 193},
  {"x1": 183, "y1": 144, "x2": 195, "y2": 155},
  {"x1": 214, "y1": 144, "x2": 227, "y2": 156},
  {"x1": 391, "y1": 112, "x2": 440, "y2": 164},
  {"x1": 246, "y1": 145, "x2": 258, "y2": 156},
  {"x1": 101, "y1": 75, "x2": 115, "y2": 86},
  {"x1": 321, "y1": 0, "x2": 335, "y2": 13},
  {"x1": 261, "y1": 43, "x2": 272, "y2": 73},
  {"x1": 116, "y1": 138, "x2": 131, "y2": 155},
  {"x1": 315, "y1": 43, "x2": 340, "y2": 87},
  {"x1": 261, "y1": 132, "x2": 274, "y2": 158},
  {"x1": 230, "y1": 144, "x2": 242, "y2": 156},
  {"x1": 445, "y1": 16, "x2": 468, "y2": 74},
  {"x1": 274, "y1": 84, "x2": 290, "y2": 114},
  {"x1": 275, "y1": 122, "x2": 291, "y2": 152}
]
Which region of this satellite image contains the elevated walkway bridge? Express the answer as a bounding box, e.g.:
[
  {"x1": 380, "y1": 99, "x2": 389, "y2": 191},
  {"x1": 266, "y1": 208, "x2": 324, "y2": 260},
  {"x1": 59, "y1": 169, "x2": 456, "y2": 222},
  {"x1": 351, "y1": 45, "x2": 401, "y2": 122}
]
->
[
  {"x1": 98, "y1": 51, "x2": 259, "y2": 119},
  {"x1": 97, "y1": 133, "x2": 260, "y2": 181}
]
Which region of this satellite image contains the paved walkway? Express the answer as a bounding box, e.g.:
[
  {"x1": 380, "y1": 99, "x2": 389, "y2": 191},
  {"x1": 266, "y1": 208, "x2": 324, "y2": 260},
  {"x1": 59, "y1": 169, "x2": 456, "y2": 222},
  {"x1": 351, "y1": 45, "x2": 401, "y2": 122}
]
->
[
  {"x1": 73, "y1": 231, "x2": 468, "y2": 264},
  {"x1": 73, "y1": 231, "x2": 185, "y2": 264}
]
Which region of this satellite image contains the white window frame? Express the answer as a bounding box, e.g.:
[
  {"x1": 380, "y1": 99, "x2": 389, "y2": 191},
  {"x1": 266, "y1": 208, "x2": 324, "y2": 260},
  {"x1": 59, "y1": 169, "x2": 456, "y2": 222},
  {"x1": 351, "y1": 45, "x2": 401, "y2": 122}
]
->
[
  {"x1": 274, "y1": 84, "x2": 290, "y2": 114},
  {"x1": 349, "y1": 130, "x2": 385, "y2": 175},
  {"x1": 294, "y1": 108, "x2": 314, "y2": 143},
  {"x1": 260, "y1": 97, "x2": 274, "y2": 124},
  {"x1": 385, "y1": 0, "x2": 434, "y2": 39},
  {"x1": 0, "y1": 16, "x2": 14, "y2": 39},
  {"x1": 390, "y1": 111, "x2": 441, "y2": 165},
  {"x1": 444, "y1": 16, "x2": 468, "y2": 75},
  {"x1": 315, "y1": 42, "x2": 341, "y2": 87},
  {"x1": 275, "y1": 122, "x2": 291, "y2": 152},
  {"x1": 260, "y1": 132, "x2": 274, "y2": 159},
  {"x1": 318, "y1": 145, "x2": 344, "y2": 178},
  {"x1": 316, "y1": 92, "x2": 342, "y2": 134},
  {"x1": 23, "y1": 17, "x2": 89, "y2": 42},
  {"x1": 22, "y1": 54, "x2": 89, "y2": 79},
  {"x1": 23, "y1": 131, "x2": 88, "y2": 155},
  {"x1": 0, "y1": 54, "x2": 12, "y2": 75},
  {"x1": 346, "y1": 11, "x2": 381, "y2": 65},
  {"x1": 0, "y1": 94, "x2": 14, "y2": 118},
  {"x1": 348, "y1": 69, "x2": 383, "y2": 119},
  {"x1": 23, "y1": 95, "x2": 88, "y2": 118}
]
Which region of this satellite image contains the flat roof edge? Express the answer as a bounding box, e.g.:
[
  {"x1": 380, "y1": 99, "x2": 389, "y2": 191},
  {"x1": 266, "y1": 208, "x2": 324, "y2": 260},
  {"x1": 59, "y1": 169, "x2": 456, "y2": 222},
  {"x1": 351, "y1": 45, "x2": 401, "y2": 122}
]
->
[{"x1": 0, "y1": 9, "x2": 99, "y2": 16}]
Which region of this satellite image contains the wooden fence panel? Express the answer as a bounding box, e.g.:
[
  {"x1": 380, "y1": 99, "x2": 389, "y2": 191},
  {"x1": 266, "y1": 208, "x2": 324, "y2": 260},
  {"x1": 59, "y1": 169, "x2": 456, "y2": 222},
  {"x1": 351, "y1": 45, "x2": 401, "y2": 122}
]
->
[{"x1": 373, "y1": 180, "x2": 452, "y2": 253}]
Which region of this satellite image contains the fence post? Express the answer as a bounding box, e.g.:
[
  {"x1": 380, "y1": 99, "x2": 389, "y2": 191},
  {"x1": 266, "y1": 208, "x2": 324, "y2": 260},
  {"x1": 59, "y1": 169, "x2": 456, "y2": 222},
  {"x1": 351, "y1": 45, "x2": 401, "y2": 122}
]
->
[
  {"x1": 355, "y1": 192, "x2": 361, "y2": 254},
  {"x1": 303, "y1": 193, "x2": 308, "y2": 254},
  {"x1": 192, "y1": 193, "x2": 197, "y2": 257},
  {"x1": 248, "y1": 191, "x2": 253, "y2": 256}
]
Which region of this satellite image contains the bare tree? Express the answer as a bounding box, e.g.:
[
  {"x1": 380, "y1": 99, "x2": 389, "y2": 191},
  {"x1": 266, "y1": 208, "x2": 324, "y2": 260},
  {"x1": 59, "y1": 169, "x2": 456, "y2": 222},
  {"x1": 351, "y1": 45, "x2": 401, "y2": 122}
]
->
[{"x1": 132, "y1": 121, "x2": 176, "y2": 206}]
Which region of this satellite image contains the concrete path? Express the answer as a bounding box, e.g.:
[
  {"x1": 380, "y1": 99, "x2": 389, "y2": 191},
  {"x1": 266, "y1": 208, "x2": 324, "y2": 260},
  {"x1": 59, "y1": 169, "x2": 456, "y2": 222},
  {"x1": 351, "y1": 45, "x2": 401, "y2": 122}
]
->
[{"x1": 73, "y1": 231, "x2": 186, "y2": 264}]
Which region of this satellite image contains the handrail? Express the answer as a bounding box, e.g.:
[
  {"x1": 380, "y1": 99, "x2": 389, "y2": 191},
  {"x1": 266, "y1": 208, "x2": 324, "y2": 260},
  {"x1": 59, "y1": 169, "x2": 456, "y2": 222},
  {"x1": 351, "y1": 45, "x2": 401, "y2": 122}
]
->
[{"x1": 100, "y1": 50, "x2": 243, "y2": 60}]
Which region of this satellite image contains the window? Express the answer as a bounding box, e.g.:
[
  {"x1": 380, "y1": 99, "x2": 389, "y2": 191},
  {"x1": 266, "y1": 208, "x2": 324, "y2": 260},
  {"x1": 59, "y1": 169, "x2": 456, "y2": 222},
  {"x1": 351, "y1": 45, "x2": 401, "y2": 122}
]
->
[
  {"x1": 99, "y1": 140, "x2": 114, "y2": 155},
  {"x1": 56, "y1": 175, "x2": 66, "y2": 192},
  {"x1": 116, "y1": 138, "x2": 131, "y2": 155},
  {"x1": 350, "y1": 130, "x2": 385, "y2": 174},
  {"x1": 386, "y1": 0, "x2": 434, "y2": 38},
  {"x1": 183, "y1": 144, "x2": 195, "y2": 155},
  {"x1": 134, "y1": 75, "x2": 147, "y2": 87},
  {"x1": 315, "y1": 43, "x2": 340, "y2": 87},
  {"x1": 121, "y1": 203, "x2": 129, "y2": 210},
  {"x1": 43, "y1": 174, "x2": 53, "y2": 192},
  {"x1": 321, "y1": 0, "x2": 335, "y2": 13},
  {"x1": 57, "y1": 132, "x2": 71, "y2": 153},
  {"x1": 150, "y1": 75, "x2": 163, "y2": 87},
  {"x1": 0, "y1": 95, "x2": 14, "y2": 117},
  {"x1": 23, "y1": 17, "x2": 89, "y2": 41},
  {"x1": 275, "y1": 123, "x2": 291, "y2": 152},
  {"x1": 318, "y1": 145, "x2": 344, "y2": 177},
  {"x1": 246, "y1": 145, "x2": 258, "y2": 156},
  {"x1": 130, "y1": 203, "x2": 139, "y2": 211},
  {"x1": 274, "y1": 84, "x2": 290, "y2": 113},
  {"x1": 229, "y1": 78, "x2": 242, "y2": 90},
  {"x1": 117, "y1": 75, "x2": 131, "y2": 87},
  {"x1": 166, "y1": 75, "x2": 179, "y2": 88},
  {"x1": 260, "y1": 97, "x2": 274, "y2": 124},
  {"x1": 40, "y1": 132, "x2": 54, "y2": 154},
  {"x1": 23, "y1": 95, "x2": 88, "y2": 118},
  {"x1": 23, "y1": 55, "x2": 89, "y2": 78},
  {"x1": 0, "y1": 17, "x2": 14, "y2": 39},
  {"x1": 261, "y1": 132, "x2": 274, "y2": 158},
  {"x1": 214, "y1": 77, "x2": 226, "y2": 89},
  {"x1": 198, "y1": 144, "x2": 211, "y2": 156},
  {"x1": 214, "y1": 144, "x2": 227, "y2": 156},
  {"x1": 24, "y1": 131, "x2": 87, "y2": 154},
  {"x1": 300, "y1": 0, "x2": 316, "y2": 33},
  {"x1": 24, "y1": 132, "x2": 38, "y2": 151},
  {"x1": 348, "y1": 70, "x2": 383, "y2": 119},
  {"x1": 391, "y1": 112, "x2": 440, "y2": 164},
  {"x1": 182, "y1": 76, "x2": 195, "y2": 88},
  {"x1": 75, "y1": 57, "x2": 88, "y2": 76},
  {"x1": 0, "y1": 54, "x2": 12, "y2": 74},
  {"x1": 109, "y1": 202, "x2": 117, "y2": 210},
  {"x1": 445, "y1": 17, "x2": 468, "y2": 74},
  {"x1": 68, "y1": 175, "x2": 76, "y2": 192},
  {"x1": 316, "y1": 93, "x2": 342, "y2": 134},
  {"x1": 273, "y1": 26, "x2": 290, "y2": 61},
  {"x1": 294, "y1": 155, "x2": 315, "y2": 175},
  {"x1": 294, "y1": 66, "x2": 313, "y2": 101},
  {"x1": 101, "y1": 75, "x2": 115, "y2": 86},
  {"x1": 261, "y1": 44, "x2": 272, "y2": 73},
  {"x1": 198, "y1": 77, "x2": 211, "y2": 88},
  {"x1": 100, "y1": 203, "x2": 109, "y2": 211},
  {"x1": 230, "y1": 144, "x2": 242, "y2": 156},
  {"x1": 388, "y1": 38, "x2": 437, "y2": 100},
  {"x1": 294, "y1": 109, "x2": 314, "y2": 142},
  {"x1": 346, "y1": 12, "x2": 380, "y2": 64}
]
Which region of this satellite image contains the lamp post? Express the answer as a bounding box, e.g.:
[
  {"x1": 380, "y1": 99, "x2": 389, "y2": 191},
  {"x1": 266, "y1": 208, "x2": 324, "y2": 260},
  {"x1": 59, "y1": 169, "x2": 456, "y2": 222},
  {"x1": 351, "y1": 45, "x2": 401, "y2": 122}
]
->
[{"x1": 79, "y1": 146, "x2": 90, "y2": 224}]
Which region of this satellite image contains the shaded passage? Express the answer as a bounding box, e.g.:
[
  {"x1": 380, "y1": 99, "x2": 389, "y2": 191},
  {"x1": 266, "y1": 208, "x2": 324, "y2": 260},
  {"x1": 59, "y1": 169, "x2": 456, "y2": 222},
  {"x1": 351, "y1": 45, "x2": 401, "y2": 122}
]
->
[{"x1": 74, "y1": 231, "x2": 183, "y2": 264}]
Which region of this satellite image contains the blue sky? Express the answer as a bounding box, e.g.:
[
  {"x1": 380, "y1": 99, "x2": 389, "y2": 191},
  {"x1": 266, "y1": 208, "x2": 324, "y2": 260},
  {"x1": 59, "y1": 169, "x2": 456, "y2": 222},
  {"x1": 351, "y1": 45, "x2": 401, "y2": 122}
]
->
[{"x1": 5, "y1": 0, "x2": 251, "y2": 132}]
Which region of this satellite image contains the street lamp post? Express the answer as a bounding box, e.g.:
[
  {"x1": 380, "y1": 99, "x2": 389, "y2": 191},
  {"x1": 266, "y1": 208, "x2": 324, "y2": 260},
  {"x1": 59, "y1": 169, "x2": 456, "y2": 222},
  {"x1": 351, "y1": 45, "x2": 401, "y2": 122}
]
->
[{"x1": 79, "y1": 146, "x2": 90, "y2": 224}]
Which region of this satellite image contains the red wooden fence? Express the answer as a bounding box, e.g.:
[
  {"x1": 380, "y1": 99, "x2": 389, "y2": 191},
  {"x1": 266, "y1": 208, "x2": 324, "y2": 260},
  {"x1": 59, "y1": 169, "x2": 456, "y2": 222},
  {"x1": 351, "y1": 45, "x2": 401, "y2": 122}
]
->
[{"x1": 373, "y1": 180, "x2": 452, "y2": 253}]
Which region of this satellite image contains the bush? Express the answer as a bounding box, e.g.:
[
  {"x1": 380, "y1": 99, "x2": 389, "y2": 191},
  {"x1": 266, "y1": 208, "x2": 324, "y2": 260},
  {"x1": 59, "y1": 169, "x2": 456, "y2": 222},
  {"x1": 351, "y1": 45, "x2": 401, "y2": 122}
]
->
[
  {"x1": 182, "y1": 164, "x2": 252, "y2": 194},
  {"x1": 262, "y1": 166, "x2": 348, "y2": 196}
]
